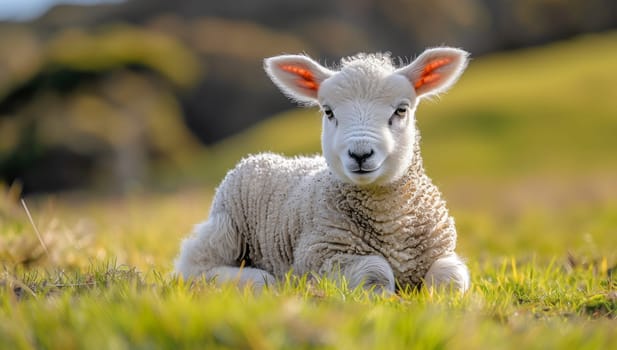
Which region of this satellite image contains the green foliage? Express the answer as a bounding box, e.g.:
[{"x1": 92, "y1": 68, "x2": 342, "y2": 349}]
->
[
  {"x1": 0, "y1": 24, "x2": 203, "y2": 191},
  {"x1": 46, "y1": 25, "x2": 202, "y2": 88}
]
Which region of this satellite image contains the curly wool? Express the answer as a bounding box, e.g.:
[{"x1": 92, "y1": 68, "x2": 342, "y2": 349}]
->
[{"x1": 206, "y1": 134, "x2": 455, "y2": 289}]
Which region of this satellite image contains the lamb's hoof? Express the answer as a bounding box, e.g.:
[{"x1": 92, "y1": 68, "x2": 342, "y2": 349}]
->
[
  {"x1": 354, "y1": 255, "x2": 396, "y2": 293},
  {"x1": 424, "y1": 254, "x2": 470, "y2": 293},
  {"x1": 252, "y1": 272, "x2": 277, "y2": 290}
]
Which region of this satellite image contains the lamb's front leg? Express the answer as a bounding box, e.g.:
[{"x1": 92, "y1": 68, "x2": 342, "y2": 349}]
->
[
  {"x1": 319, "y1": 254, "x2": 396, "y2": 293},
  {"x1": 174, "y1": 212, "x2": 275, "y2": 289},
  {"x1": 424, "y1": 253, "x2": 470, "y2": 293}
]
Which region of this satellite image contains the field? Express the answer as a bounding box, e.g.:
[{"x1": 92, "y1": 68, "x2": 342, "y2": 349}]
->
[{"x1": 1, "y1": 32, "x2": 617, "y2": 349}]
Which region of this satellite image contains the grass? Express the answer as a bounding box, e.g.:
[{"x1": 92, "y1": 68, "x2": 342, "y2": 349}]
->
[
  {"x1": 1, "y1": 31, "x2": 617, "y2": 349},
  {"x1": 1, "y1": 250, "x2": 615, "y2": 349}
]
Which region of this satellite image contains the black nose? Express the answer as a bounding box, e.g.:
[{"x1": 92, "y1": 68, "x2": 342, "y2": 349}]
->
[{"x1": 348, "y1": 149, "x2": 374, "y2": 165}]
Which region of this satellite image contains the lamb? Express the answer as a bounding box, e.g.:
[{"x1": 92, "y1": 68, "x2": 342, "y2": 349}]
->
[{"x1": 175, "y1": 47, "x2": 471, "y2": 293}]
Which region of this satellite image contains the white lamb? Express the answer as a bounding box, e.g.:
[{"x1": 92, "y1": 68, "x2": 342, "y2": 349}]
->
[{"x1": 175, "y1": 47, "x2": 470, "y2": 293}]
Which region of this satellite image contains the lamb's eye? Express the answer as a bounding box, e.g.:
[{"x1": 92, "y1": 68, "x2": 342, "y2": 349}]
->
[
  {"x1": 395, "y1": 106, "x2": 408, "y2": 117},
  {"x1": 323, "y1": 106, "x2": 335, "y2": 121},
  {"x1": 389, "y1": 105, "x2": 409, "y2": 126}
]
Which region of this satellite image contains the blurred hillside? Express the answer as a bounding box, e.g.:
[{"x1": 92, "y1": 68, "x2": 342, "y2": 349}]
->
[{"x1": 0, "y1": 0, "x2": 616, "y2": 192}]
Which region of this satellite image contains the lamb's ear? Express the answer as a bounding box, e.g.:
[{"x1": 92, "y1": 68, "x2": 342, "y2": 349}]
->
[
  {"x1": 264, "y1": 54, "x2": 334, "y2": 105},
  {"x1": 395, "y1": 47, "x2": 469, "y2": 99}
]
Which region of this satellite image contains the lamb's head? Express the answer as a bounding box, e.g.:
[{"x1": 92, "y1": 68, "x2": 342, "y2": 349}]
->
[{"x1": 265, "y1": 48, "x2": 468, "y2": 186}]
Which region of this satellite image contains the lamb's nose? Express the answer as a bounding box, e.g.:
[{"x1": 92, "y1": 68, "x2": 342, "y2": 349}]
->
[{"x1": 348, "y1": 149, "x2": 374, "y2": 165}]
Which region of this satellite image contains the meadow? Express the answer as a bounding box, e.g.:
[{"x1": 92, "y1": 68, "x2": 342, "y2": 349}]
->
[{"x1": 1, "y1": 32, "x2": 616, "y2": 349}]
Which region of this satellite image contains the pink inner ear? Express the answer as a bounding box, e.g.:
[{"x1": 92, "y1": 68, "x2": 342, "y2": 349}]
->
[
  {"x1": 414, "y1": 57, "x2": 452, "y2": 90},
  {"x1": 280, "y1": 64, "x2": 319, "y2": 91}
]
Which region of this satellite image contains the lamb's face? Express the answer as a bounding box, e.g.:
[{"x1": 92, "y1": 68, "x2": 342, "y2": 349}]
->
[
  {"x1": 318, "y1": 69, "x2": 418, "y2": 186},
  {"x1": 264, "y1": 48, "x2": 469, "y2": 186}
]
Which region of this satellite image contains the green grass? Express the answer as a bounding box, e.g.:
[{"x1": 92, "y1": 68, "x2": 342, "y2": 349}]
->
[
  {"x1": 1, "y1": 252, "x2": 615, "y2": 349},
  {"x1": 2, "y1": 31, "x2": 617, "y2": 349}
]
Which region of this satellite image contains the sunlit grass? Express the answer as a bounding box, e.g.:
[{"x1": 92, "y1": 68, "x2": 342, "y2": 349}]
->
[
  {"x1": 0, "y1": 185, "x2": 211, "y2": 271},
  {"x1": 0, "y1": 252, "x2": 615, "y2": 349}
]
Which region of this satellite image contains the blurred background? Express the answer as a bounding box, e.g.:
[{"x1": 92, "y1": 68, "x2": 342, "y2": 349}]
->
[{"x1": 0, "y1": 0, "x2": 615, "y2": 197}]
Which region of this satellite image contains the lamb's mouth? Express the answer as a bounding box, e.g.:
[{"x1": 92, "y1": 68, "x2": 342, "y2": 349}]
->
[
  {"x1": 350, "y1": 166, "x2": 380, "y2": 175},
  {"x1": 352, "y1": 169, "x2": 375, "y2": 174}
]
